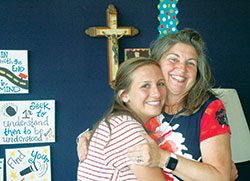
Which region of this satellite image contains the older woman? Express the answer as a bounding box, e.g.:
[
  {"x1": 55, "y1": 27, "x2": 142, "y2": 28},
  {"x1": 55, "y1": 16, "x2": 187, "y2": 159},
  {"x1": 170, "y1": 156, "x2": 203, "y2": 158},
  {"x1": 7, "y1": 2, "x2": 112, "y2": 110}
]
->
[{"x1": 127, "y1": 29, "x2": 233, "y2": 181}]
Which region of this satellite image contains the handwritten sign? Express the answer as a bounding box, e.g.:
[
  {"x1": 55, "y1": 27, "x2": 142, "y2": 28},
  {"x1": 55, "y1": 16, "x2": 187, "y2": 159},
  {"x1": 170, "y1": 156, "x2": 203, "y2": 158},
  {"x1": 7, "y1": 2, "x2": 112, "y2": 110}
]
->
[
  {"x1": 0, "y1": 158, "x2": 3, "y2": 181},
  {"x1": 0, "y1": 100, "x2": 55, "y2": 145},
  {"x1": 5, "y1": 146, "x2": 51, "y2": 181},
  {"x1": 0, "y1": 50, "x2": 29, "y2": 94}
]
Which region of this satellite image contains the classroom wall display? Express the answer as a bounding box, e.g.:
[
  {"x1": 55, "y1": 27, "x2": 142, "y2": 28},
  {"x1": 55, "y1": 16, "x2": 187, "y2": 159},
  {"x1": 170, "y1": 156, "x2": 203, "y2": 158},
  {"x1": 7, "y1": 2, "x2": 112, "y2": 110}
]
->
[
  {"x1": 5, "y1": 146, "x2": 51, "y2": 181},
  {"x1": 157, "y1": 0, "x2": 179, "y2": 39},
  {"x1": 0, "y1": 50, "x2": 29, "y2": 94},
  {"x1": 0, "y1": 100, "x2": 55, "y2": 145},
  {"x1": 124, "y1": 48, "x2": 151, "y2": 60},
  {"x1": 0, "y1": 158, "x2": 3, "y2": 181}
]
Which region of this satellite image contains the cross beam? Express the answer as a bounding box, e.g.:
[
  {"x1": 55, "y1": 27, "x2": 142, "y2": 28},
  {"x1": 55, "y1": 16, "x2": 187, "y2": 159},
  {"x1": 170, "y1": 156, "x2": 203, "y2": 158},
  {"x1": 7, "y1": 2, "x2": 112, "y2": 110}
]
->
[{"x1": 85, "y1": 4, "x2": 139, "y2": 89}]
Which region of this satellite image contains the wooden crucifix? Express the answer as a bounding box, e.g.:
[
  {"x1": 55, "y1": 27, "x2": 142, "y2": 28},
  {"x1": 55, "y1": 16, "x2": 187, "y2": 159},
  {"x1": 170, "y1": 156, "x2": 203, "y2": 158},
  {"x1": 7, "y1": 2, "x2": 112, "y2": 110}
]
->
[{"x1": 85, "y1": 4, "x2": 139, "y2": 89}]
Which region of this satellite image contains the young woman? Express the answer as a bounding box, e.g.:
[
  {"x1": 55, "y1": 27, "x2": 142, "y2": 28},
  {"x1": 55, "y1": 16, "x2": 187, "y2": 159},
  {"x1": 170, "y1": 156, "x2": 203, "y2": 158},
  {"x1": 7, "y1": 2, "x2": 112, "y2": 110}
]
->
[{"x1": 77, "y1": 57, "x2": 167, "y2": 180}]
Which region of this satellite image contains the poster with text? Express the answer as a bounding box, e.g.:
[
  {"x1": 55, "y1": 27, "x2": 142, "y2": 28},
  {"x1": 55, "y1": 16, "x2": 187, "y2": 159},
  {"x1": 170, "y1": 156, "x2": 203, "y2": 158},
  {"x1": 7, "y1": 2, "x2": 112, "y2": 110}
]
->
[
  {"x1": 0, "y1": 158, "x2": 3, "y2": 181},
  {"x1": 0, "y1": 100, "x2": 55, "y2": 145},
  {"x1": 0, "y1": 50, "x2": 29, "y2": 94},
  {"x1": 5, "y1": 146, "x2": 51, "y2": 181}
]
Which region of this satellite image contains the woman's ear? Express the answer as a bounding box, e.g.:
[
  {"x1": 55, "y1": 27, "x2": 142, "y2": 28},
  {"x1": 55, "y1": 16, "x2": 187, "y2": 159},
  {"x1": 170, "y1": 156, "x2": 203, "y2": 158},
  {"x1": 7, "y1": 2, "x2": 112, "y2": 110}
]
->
[{"x1": 118, "y1": 89, "x2": 129, "y2": 103}]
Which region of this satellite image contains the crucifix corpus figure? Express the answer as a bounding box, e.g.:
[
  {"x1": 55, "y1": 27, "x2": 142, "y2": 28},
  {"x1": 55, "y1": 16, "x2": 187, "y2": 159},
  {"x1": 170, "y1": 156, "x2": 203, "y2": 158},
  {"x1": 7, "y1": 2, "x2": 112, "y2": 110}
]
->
[{"x1": 85, "y1": 4, "x2": 139, "y2": 89}]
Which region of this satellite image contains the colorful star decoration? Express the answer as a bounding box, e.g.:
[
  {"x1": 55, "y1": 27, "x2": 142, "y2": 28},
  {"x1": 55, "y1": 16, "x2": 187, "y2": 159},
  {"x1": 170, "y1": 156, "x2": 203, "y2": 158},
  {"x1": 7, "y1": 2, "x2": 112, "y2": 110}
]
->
[
  {"x1": 158, "y1": 0, "x2": 179, "y2": 39},
  {"x1": 30, "y1": 174, "x2": 35, "y2": 180},
  {"x1": 43, "y1": 148, "x2": 48, "y2": 154},
  {"x1": 10, "y1": 151, "x2": 15, "y2": 157},
  {"x1": 10, "y1": 171, "x2": 18, "y2": 180}
]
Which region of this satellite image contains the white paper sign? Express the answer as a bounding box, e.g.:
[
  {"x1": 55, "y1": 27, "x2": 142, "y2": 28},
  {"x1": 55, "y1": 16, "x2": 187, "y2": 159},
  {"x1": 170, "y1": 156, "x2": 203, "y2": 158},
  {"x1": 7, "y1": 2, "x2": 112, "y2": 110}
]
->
[
  {"x1": 0, "y1": 50, "x2": 29, "y2": 94},
  {"x1": 5, "y1": 146, "x2": 51, "y2": 181},
  {"x1": 0, "y1": 100, "x2": 55, "y2": 144},
  {"x1": 0, "y1": 158, "x2": 3, "y2": 181}
]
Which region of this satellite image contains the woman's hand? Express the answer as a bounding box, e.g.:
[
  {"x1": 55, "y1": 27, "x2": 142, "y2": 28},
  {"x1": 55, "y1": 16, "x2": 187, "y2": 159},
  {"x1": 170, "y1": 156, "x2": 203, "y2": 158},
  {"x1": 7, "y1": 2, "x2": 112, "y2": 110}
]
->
[
  {"x1": 127, "y1": 134, "x2": 166, "y2": 168},
  {"x1": 77, "y1": 130, "x2": 91, "y2": 162}
]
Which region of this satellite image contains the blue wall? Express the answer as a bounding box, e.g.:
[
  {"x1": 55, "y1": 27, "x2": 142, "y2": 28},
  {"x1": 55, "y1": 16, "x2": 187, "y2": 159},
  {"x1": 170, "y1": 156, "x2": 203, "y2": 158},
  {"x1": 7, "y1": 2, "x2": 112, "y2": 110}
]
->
[{"x1": 0, "y1": 0, "x2": 249, "y2": 180}]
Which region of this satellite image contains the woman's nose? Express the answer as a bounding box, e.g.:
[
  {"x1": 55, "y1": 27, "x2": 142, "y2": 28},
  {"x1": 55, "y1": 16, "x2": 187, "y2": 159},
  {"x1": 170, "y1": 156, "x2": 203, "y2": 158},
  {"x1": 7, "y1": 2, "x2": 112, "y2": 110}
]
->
[
  {"x1": 176, "y1": 62, "x2": 186, "y2": 72},
  {"x1": 151, "y1": 86, "x2": 161, "y2": 98}
]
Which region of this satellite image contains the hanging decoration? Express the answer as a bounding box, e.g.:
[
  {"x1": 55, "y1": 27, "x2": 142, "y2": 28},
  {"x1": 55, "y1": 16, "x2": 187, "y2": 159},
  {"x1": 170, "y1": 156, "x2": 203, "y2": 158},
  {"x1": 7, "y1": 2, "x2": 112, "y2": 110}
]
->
[
  {"x1": 124, "y1": 48, "x2": 151, "y2": 61},
  {"x1": 85, "y1": 4, "x2": 139, "y2": 89},
  {"x1": 157, "y1": 0, "x2": 179, "y2": 39}
]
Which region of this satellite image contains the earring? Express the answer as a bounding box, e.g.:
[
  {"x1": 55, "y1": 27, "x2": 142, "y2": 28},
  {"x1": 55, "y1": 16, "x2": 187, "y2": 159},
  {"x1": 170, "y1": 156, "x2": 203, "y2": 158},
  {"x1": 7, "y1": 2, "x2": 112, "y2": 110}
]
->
[{"x1": 123, "y1": 98, "x2": 128, "y2": 103}]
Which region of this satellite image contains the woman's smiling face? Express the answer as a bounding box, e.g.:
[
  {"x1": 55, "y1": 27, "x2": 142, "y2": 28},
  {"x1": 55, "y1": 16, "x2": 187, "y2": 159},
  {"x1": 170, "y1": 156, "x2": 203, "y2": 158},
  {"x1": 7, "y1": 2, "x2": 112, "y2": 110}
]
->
[
  {"x1": 159, "y1": 43, "x2": 198, "y2": 99},
  {"x1": 121, "y1": 64, "x2": 166, "y2": 122}
]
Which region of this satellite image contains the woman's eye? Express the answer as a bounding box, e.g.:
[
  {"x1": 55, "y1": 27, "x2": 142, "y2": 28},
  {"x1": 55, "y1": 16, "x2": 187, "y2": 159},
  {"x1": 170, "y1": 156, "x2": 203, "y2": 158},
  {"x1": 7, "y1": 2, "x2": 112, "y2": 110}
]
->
[
  {"x1": 158, "y1": 82, "x2": 165, "y2": 87},
  {"x1": 142, "y1": 84, "x2": 150, "y2": 88},
  {"x1": 168, "y1": 57, "x2": 179, "y2": 63},
  {"x1": 187, "y1": 61, "x2": 197, "y2": 66},
  {"x1": 170, "y1": 58, "x2": 177, "y2": 63}
]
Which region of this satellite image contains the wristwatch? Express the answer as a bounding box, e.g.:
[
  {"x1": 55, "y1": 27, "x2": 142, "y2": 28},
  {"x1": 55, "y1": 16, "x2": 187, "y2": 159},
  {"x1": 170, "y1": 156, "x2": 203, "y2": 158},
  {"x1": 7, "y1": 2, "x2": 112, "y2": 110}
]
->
[{"x1": 165, "y1": 153, "x2": 178, "y2": 172}]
